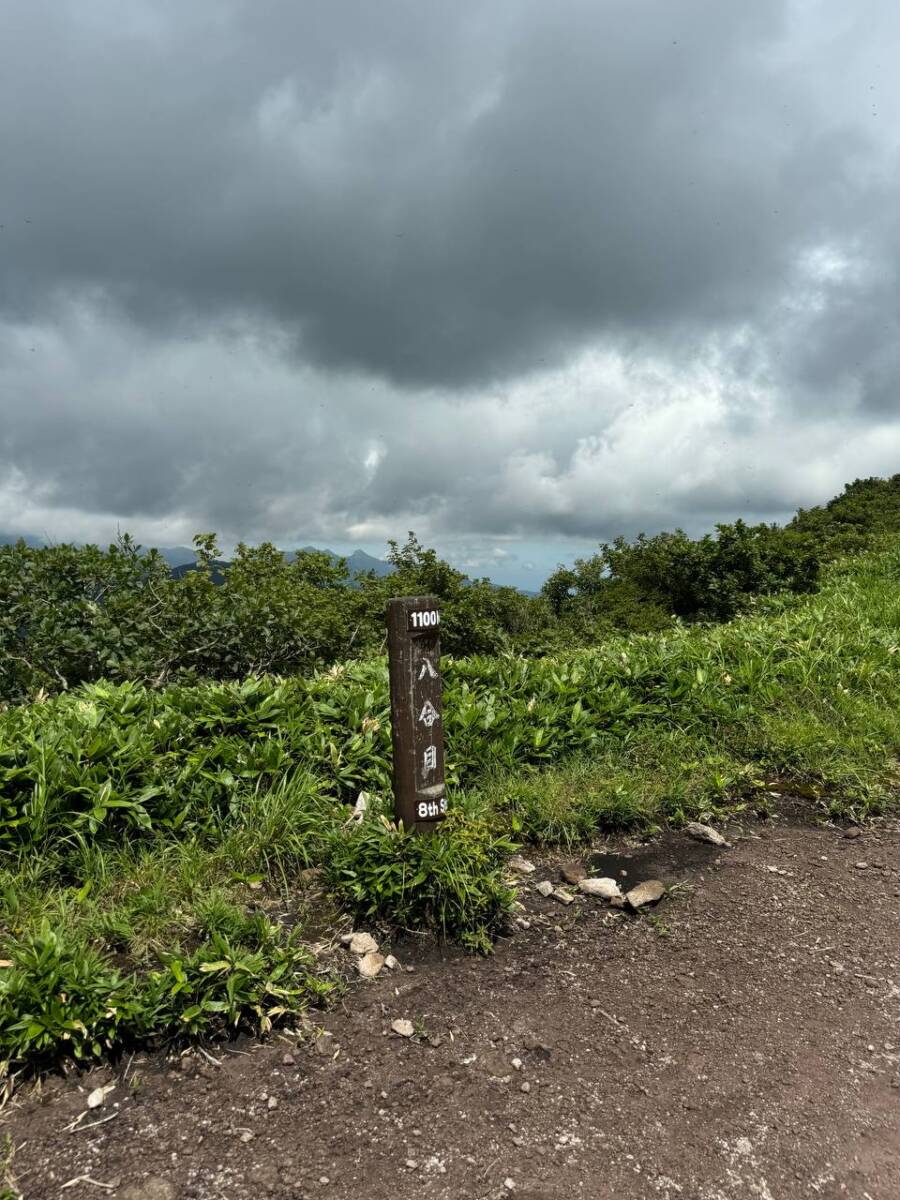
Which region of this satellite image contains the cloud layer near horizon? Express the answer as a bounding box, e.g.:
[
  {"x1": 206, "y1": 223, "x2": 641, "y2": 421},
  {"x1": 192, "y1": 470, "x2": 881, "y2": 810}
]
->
[{"x1": 2, "y1": 1, "x2": 899, "y2": 581}]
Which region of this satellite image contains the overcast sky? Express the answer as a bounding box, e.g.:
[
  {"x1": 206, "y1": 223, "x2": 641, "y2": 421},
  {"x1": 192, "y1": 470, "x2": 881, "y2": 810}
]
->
[{"x1": 1, "y1": 1, "x2": 899, "y2": 588}]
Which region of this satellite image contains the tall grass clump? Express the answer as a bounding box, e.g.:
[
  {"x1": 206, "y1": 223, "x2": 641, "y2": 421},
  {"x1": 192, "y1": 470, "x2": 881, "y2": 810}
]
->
[{"x1": 325, "y1": 804, "x2": 516, "y2": 954}]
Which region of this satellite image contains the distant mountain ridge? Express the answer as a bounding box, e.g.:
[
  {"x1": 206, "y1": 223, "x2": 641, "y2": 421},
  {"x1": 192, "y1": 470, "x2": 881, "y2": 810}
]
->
[
  {"x1": 164, "y1": 545, "x2": 395, "y2": 583},
  {"x1": 298, "y1": 547, "x2": 394, "y2": 578},
  {"x1": 0, "y1": 534, "x2": 394, "y2": 579}
]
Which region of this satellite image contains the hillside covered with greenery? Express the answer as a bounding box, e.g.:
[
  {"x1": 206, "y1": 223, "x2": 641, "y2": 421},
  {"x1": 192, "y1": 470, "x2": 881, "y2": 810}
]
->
[
  {"x1": 4, "y1": 474, "x2": 900, "y2": 707},
  {"x1": 1, "y1": 475, "x2": 900, "y2": 1076},
  {"x1": 1, "y1": 477, "x2": 900, "y2": 1074}
]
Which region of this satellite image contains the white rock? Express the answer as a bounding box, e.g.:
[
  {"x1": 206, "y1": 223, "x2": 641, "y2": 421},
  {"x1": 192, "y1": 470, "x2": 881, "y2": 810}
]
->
[
  {"x1": 384, "y1": 954, "x2": 400, "y2": 970},
  {"x1": 357, "y1": 951, "x2": 385, "y2": 979},
  {"x1": 578, "y1": 876, "x2": 623, "y2": 901},
  {"x1": 86, "y1": 1083, "x2": 115, "y2": 1109},
  {"x1": 535, "y1": 880, "x2": 554, "y2": 897},
  {"x1": 553, "y1": 887, "x2": 575, "y2": 905},
  {"x1": 344, "y1": 791, "x2": 370, "y2": 826},
  {"x1": 508, "y1": 855, "x2": 536, "y2": 874},
  {"x1": 504, "y1": 1178, "x2": 516, "y2": 1190},
  {"x1": 391, "y1": 1018, "x2": 415, "y2": 1038},
  {"x1": 349, "y1": 932, "x2": 379, "y2": 955},
  {"x1": 626, "y1": 879, "x2": 666, "y2": 909},
  {"x1": 685, "y1": 821, "x2": 729, "y2": 847},
  {"x1": 511, "y1": 1057, "x2": 523, "y2": 1071}
]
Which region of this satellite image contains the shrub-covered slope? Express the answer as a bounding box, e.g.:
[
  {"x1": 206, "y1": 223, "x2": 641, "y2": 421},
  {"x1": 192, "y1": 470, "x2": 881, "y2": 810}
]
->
[
  {"x1": 12, "y1": 471, "x2": 900, "y2": 706},
  {"x1": 2, "y1": 542, "x2": 900, "y2": 1072}
]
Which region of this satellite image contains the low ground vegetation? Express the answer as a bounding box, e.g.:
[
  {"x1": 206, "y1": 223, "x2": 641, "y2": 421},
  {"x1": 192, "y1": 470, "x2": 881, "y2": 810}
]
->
[{"x1": 3, "y1": 534, "x2": 900, "y2": 1073}]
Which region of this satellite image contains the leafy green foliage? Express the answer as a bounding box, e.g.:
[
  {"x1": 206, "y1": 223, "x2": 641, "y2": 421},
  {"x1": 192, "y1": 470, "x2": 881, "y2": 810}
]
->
[
  {"x1": 0, "y1": 905, "x2": 332, "y2": 1069},
  {"x1": 790, "y1": 473, "x2": 900, "y2": 555},
  {"x1": 0, "y1": 532, "x2": 555, "y2": 704},
  {"x1": 0, "y1": 535, "x2": 374, "y2": 704},
  {"x1": 325, "y1": 805, "x2": 516, "y2": 953},
  {"x1": 0, "y1": 923, "x2": 142, "y2": 1065},
  {"x1": 3, "y1": 541, "x2": 900, "y2": 863},
  {"x1": 5, "y1": 484, "x2": 900, "y2": 1072},
  {"x1": 544, "y1": 519, "x2": 821, "y2": 631},
  {"x1": 7, "y1": 475, "x2": 900, "y2": 706},
  {"x1": 149, "y1": 925, "x2": 330, "y2": 1038}
]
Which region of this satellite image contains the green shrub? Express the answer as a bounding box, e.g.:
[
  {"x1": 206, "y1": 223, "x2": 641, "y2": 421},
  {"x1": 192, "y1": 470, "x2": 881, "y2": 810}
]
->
[
  {"x1": 0, "y1": 916, "x2": 333, "y2": 1070},
  {"x1": 544, "y1": 519, "x2": 821, "y2": 629},
  {"x1": 324, "y1": 805, "x2": 516, "y2": 952},
  {"x1": 148, "y1": 926, "x2": 332, "y2": 1038},
  {"x1": 0, "y1": 923, "x2": 142, "y2": 1065},
  {"x1": 7, "y1": 475, "x2": 900, "y2": 705},
  {"x1": 0, "y1": 532, "x2": 557, "y2": 704}
]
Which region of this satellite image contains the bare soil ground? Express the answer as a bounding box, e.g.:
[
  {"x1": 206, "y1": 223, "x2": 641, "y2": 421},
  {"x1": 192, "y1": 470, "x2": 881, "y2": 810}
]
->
[{"x1": 5, "y1": 809, "x2": 900, "y2": 1200}]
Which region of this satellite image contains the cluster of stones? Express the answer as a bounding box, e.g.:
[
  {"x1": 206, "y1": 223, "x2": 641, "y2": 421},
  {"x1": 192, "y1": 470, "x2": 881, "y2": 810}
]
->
[
  {"x1": 527, "y1": 865, "x2": 665, "y2": 911},
  {"x1": 339, "y1": 930, "x2": 400, "y2": 979}
]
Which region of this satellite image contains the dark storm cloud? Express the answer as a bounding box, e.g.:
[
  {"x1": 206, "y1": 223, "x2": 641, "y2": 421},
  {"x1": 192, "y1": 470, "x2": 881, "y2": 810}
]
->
[
  {"x1": 2, "y1": 0, "x2": 888, "y2": 387},
  {"x1": 2, "y1": 0, "x2": 900, "y2": 575}
]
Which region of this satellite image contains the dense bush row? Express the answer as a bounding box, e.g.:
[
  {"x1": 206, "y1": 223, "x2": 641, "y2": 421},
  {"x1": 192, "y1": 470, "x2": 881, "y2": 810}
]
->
[
  {"x1": 0, "y1": 533, "x2": 556, "y2": 704},
  {"x1": 7, "y1": 474, "x2": 899, "y2": 706},
  {"x1": 9, "y1": 474, "x2": 892, "y2": 706}
]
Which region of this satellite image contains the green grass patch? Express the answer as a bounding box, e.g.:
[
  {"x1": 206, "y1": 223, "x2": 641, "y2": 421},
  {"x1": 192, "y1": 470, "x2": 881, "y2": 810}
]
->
[
  {"x1": 4, "y1": 542, "x2": 900, "y2": 1070},
  {"x1": 324, "y1": 804, "x2": 516, "y2": 954}
]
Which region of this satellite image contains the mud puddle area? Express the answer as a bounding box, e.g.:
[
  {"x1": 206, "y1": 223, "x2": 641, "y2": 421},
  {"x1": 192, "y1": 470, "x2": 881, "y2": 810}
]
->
[{"x1": 588, "y1": 828, "x2": 720, "y2": 886}]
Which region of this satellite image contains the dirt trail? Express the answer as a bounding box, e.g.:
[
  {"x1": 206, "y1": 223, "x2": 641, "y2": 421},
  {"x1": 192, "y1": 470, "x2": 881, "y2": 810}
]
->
[{"x1": 5, "y1": 812, "x2": 900, "y2": 1200}]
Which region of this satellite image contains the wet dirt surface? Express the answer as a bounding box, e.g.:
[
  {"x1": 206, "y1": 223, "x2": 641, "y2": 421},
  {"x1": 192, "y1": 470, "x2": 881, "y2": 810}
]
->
[
  {"x1": 588, "y1": 829, "x2": 721, "y2": 886},
  {"x1": 4, "y1": 811, "x2": 900, "y2": 1199}
]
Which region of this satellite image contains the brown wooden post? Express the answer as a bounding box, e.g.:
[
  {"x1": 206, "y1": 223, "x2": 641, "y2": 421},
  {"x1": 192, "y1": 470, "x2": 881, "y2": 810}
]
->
[{"x1": 386, "y1": 595, "x2": 447, "y2": 831}]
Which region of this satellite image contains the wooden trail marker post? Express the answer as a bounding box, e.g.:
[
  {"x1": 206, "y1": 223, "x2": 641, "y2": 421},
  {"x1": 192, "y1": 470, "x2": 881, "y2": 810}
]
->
[{"x1": 386, "y1": 596, "x2": 447, "y2": 831}]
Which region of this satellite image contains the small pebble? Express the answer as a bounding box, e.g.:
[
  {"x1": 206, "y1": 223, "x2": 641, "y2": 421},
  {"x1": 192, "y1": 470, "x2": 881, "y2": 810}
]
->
[{"x1": 520, "y1": 1082, "x2": 531, "y2": 1093}]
